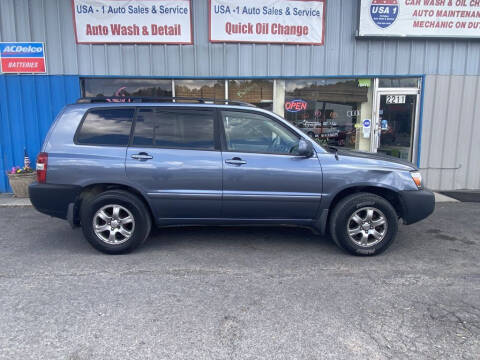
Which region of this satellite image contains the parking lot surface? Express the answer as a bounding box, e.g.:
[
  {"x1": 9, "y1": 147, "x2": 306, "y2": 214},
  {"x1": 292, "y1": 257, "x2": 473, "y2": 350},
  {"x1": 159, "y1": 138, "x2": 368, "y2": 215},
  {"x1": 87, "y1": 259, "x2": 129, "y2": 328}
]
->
[{"x1": 0, "y1": 203, "x2": 479, "y2": 359}]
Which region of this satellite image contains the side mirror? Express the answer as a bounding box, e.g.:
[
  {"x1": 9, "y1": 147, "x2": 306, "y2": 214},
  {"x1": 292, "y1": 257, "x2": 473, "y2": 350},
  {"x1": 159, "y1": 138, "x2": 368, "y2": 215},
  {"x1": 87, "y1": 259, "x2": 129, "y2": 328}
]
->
[{"x1": 297, "y1": 139, "x2": 314, "y2": 157}]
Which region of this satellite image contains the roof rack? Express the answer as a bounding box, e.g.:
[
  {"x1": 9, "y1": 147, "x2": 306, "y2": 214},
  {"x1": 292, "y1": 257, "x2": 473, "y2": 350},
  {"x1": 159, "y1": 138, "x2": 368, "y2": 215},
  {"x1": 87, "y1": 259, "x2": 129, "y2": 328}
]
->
[{"x1": 76, "y1": 96, "x2": 256, "y2": 107}]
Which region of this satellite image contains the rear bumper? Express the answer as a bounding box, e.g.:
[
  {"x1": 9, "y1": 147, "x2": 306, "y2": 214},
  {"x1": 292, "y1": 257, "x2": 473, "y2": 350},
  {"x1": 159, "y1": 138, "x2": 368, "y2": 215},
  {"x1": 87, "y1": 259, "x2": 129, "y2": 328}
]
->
[
  {"x1": 399, "y1": 189, "x2": 435, "y2": 225},
  {"x1": 29, "y1": 182, "x2": 82, "y2": 219}
]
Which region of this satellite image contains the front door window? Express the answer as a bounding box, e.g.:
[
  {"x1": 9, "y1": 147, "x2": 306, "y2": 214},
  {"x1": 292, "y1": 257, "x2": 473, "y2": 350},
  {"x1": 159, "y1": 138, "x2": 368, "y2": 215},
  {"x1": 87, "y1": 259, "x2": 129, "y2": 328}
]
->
[
  {"x1": 377, "y1": 94, "x2": 417, "y2": 161},
  {"x1": 222, "y1": 111, "x2": 299, "y2": 155}
]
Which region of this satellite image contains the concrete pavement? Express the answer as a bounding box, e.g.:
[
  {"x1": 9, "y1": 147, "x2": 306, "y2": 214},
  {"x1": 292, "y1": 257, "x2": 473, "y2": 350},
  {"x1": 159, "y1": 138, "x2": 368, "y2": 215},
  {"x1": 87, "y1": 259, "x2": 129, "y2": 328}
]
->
[{"x1": 0, "y1": 203, "x2": 479, "y2": 359}]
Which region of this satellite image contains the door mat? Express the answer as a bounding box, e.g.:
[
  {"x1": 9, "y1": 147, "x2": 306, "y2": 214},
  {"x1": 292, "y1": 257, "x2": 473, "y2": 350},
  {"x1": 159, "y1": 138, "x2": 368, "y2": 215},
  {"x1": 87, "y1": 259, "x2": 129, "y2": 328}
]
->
[{"x1": 439, "y1": 191, "x2": 480, "y2": 203}]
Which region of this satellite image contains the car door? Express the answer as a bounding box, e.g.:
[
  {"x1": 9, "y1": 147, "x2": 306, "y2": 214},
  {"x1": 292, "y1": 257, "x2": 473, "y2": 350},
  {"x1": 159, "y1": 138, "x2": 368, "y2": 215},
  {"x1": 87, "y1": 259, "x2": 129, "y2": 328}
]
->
[
  {"x1": 125, "y1": 107, "x2": 222, "y2": 220},
  {"x1": 220, "y1": 110, "x2": 323, "y2": 219}
]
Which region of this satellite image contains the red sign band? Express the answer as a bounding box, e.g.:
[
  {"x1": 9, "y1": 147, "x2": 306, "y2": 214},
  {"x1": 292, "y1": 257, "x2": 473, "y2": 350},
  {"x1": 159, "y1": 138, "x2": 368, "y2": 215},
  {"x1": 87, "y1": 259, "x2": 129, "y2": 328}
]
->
[{"x1": 1, "y1": 58, "x2": 46, "y2": 73}]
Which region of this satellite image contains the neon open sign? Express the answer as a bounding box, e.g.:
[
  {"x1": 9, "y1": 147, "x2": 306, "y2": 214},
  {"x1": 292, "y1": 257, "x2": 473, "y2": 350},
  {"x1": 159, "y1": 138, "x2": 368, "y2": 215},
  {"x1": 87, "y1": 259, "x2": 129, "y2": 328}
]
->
[{"x1": 285, "y1": 99, "x2": 308, "y2": 112}]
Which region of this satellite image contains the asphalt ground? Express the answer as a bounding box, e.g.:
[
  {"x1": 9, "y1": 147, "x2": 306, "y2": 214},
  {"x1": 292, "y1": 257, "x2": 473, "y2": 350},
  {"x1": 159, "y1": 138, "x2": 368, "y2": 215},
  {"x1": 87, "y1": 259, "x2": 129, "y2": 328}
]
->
[
  {"x1": 440, "y1": 190, "x2": 480, "y2": 203},
  {"x1": 0, "y1": 203, "x2": 479, "y2": 359}
]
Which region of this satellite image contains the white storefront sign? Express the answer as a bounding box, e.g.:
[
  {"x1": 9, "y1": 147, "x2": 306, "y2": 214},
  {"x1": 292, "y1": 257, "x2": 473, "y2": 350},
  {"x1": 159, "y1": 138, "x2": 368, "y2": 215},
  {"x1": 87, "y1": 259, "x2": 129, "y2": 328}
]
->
[
  {"x1": 72, "y1": 0, "x2": 193, "y2": 44},
  {"x1": 209, "y1": 0, "x2": 325, "y2": 45},
  {"x1": 363, "y1": 119, "x2": 371, "y2": 139},
  {"x1": 359, "y1": 0, "x2": 480, "y2": 38}
]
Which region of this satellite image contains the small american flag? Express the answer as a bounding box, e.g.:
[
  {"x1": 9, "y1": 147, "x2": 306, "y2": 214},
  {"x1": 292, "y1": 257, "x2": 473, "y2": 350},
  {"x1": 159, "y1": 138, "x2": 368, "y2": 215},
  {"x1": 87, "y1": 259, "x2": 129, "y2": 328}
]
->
[{"x1": 24, "y1": 148, "x2": 30, "y2": 169}]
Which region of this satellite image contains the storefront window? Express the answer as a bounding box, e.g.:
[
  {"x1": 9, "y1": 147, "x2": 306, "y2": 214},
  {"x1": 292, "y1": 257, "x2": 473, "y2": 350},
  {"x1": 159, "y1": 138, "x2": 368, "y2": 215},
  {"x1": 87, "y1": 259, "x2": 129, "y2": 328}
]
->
[
  {"x1": 175, "y1": 80, "x2": 225, "y2": 100},
  {"x1": 81, "y1": 78, "x2": 172, "y2": 98},
  {"x1": 377, "y1": 94, "x2": 417, "y2": 161},
  {"x1": 228, "y1": 80, "x2": 273, "y2": 110},
  {"x1": 284, "y1": 79, "x2": 372, "y2": 149},
  {"x1": 378, "y1": 77, "x2": 419, "y2": 88}
]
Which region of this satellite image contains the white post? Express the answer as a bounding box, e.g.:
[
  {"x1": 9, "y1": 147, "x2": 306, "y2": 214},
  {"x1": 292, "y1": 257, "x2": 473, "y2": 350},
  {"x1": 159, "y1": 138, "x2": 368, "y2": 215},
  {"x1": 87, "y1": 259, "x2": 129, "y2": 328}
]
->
[{"x1": 273, "y1": 80, "x2": 285, "y2": 117}]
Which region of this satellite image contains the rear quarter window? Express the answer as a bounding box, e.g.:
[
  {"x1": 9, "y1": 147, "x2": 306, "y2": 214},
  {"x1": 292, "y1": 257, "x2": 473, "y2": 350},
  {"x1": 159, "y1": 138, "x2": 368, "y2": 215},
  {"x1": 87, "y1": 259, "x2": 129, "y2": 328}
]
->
[{"x1": 75, "y1": 108, "x2": 135, "y2": 146}]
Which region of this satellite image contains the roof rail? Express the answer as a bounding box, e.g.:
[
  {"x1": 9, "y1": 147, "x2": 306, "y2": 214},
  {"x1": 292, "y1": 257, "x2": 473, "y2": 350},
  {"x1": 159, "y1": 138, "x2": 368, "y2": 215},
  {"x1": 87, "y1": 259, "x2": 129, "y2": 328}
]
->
[{"x1": 76, "y1": 96, "x2": 256, "y2": 107}]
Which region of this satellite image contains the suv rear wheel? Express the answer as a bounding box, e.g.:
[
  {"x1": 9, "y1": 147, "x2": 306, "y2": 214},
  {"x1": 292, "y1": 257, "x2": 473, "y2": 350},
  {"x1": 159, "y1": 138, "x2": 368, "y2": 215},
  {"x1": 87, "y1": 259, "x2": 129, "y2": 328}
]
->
[
  {"x1": 329, "y1": 192, "x2": 398, "y2": 256},
  {"x1": 80, "y1": 190, "x2": 151, "y2": 254}
]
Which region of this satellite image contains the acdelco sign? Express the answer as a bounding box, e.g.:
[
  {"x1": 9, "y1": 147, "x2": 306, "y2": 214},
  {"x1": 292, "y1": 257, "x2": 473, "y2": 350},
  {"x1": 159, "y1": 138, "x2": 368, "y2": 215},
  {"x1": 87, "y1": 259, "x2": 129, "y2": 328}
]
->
[
  {"x1": 0, "y1": 42, "x2": 46, "y2": 73},
  {"x1": 0, "y1": 44, "x2": 44, "y2": 58},
  {"x1": 0, "y1": 42, "x2": 47, "y2": 74}
]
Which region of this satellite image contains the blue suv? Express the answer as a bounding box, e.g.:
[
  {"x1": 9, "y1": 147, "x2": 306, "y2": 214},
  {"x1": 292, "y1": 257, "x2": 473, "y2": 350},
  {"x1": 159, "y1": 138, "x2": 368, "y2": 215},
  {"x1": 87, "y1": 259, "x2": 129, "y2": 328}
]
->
[{"x1": 29, "y1": 98, "x2": 435, "y2": 255}]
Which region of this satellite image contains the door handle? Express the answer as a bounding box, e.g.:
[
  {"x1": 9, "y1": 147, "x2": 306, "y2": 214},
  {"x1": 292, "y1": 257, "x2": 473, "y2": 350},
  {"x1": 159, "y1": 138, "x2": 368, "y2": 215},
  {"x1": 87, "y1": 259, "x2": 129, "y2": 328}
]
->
[
  {"x1": 131, "y1": 152, "x2": 153, "y2": 161},
  {"x1": 225, "y1": 157, "x2": 246, "y2": 165}
]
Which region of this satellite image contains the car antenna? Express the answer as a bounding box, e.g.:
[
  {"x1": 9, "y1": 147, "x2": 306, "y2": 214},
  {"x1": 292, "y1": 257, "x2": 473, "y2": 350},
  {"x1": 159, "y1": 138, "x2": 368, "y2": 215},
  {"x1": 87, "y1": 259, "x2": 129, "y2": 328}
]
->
[{"x1": 328, "y1": 145, "x2": 339, "y2": 161}]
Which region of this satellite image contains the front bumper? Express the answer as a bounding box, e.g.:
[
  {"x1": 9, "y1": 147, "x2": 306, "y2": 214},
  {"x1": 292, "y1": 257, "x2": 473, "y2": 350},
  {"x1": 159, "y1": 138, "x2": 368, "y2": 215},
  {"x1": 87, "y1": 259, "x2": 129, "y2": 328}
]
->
[
  {"x1": 399, "y1": 189, "x2": 435, "y2": 225},
  {"x1": 29, "y1": 182, "x2": 82, "y2": 219}
]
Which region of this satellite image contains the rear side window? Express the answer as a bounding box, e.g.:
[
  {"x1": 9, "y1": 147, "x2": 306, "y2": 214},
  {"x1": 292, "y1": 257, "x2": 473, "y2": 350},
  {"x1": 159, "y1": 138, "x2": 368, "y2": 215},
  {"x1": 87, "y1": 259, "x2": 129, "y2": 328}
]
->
[
  {"x1": 132, "y1": 108, "x2": 215, "y2": 150},
  {"x1": 76, "y1": 108, "x2": 134, "y2": 146}
]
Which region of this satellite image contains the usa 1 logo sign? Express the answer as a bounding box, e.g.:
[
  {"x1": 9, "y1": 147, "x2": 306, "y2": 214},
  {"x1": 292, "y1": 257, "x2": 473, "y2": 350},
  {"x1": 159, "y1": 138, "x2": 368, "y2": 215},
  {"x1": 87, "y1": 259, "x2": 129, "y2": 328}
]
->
[
  {"x1": 359, "y1": 0, "x2": 480, "y2": 38},
  {"x1": 370, "y1": 0, "x2": 398, "y2": 29}
]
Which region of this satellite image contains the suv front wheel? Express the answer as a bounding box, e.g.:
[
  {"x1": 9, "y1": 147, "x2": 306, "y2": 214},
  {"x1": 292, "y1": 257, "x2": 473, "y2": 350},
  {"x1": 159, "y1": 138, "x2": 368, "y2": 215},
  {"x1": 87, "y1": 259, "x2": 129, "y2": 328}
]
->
[
  {"x1": 329, "y1": 192, "x2": 398, "y2": 255},
  {"x1": 80, "y1": 190, "x2": 152, "y2": 254}
]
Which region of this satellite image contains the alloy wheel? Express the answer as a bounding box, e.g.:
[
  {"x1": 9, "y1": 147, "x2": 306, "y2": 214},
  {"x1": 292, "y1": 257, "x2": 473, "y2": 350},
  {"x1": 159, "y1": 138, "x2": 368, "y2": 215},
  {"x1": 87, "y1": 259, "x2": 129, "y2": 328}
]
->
[
  {"x1": 347, "y1": 207, "x2": 388, "y2": 247},
  {"x1": 93, "y1": 204, "x2": 135, "y2": 245}
]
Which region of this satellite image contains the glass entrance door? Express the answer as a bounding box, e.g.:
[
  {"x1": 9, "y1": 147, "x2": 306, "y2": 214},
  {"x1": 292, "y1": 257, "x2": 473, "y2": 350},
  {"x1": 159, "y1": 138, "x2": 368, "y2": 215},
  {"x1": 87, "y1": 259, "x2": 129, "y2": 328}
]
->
[{"x1": 373, "y1": 91, "x2": 419, "y2": 162}]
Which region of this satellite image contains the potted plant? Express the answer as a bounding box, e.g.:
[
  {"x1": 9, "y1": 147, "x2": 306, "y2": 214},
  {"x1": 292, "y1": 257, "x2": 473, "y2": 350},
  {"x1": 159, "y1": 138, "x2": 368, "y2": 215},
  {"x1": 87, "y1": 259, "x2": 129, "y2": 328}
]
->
[{"x1": 6, "y1": 150, "x2": 36, "y2": 198}]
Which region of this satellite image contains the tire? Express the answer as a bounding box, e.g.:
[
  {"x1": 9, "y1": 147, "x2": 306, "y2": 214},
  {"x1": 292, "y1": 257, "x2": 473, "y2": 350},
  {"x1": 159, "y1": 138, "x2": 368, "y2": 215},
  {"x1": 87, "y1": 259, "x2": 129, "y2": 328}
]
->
[
  {"x1": 329, "y1": 192, "x2": 398, "y2": 256},
  {"x1": 80, "y1": 190, "x2": 152, "y2": 254}
]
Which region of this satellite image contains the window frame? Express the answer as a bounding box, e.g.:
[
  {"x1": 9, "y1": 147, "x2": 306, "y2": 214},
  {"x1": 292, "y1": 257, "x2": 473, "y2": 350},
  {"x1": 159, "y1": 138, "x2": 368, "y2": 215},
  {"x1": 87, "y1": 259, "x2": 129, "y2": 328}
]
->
[
  {"x1": 74, "y1": 106, "x2": 137, "y2": 147},
  {"x1": 218, "y1": 109, "x2": 302, "y2": 156},
  {"x1": 129, "y1": 106, "x2": 221, "y2": 152}
]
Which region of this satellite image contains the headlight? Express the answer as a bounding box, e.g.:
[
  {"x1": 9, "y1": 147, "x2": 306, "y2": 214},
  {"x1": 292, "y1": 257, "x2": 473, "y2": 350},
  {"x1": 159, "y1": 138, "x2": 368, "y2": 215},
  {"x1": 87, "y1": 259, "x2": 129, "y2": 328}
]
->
[{"x1": 410, "y1": 171, "x2": 422, "y2": 189}]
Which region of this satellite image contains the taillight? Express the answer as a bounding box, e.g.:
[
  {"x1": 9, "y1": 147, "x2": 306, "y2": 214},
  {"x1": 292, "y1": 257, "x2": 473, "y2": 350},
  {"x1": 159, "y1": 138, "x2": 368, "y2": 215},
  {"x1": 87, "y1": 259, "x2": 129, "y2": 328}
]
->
[{"x1": 36, "y1": 152, "x2": 48, "y2": 183}]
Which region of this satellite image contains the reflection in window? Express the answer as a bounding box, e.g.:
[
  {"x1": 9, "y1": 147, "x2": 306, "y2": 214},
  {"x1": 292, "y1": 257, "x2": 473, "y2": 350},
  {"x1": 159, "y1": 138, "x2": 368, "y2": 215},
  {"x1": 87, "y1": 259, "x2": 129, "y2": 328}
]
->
[
  {"x1": 81, "y1": 78, "x2": 172, "y2": 98},
  {"x1": 378, "y1": 78, "x2": 419, "y2": 88},
  {"x1": 76, "y1": 108, "x2": 134, "y2": 146},
  {"x1": 284, "y1": 79, "x2": 369, "y2": 149},
  {"x1": 133, "y1": 109, "x2": 215, "y2": 150},
  {"x1": 175, "y1": 80, "x2": 225, "y2": 100},
  {"x1": 222, "y1": 111, "x2": 298, "y2": 154},
  {"x1": 228, "y1": 80, "x2": 273, "y2": 110}
]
